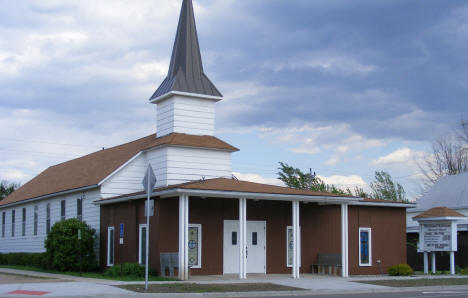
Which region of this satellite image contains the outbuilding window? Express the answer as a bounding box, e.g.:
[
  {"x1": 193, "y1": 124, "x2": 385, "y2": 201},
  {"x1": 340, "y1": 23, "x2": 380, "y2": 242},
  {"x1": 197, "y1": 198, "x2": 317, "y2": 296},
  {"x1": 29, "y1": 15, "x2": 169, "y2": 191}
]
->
[
  {"x1": 139, "y1": 224, "x2": 147, "y2": 265},
  {"x1": 286, "y1": 226, "x2": 301, "y2": 268},
  {"x1": 188, "y1": 224, "x2": 202, "y2": 268},
  {"x1": 359, "y1": 227, "x2": 372, "y2": 266},
  {"x1": 107, "y1": 227, "x2": 115, "y2": 266}
]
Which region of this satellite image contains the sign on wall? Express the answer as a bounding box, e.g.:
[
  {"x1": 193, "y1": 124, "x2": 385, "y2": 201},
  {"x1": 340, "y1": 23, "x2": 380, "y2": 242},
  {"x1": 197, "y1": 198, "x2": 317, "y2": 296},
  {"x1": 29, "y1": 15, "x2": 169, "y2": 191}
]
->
[{"x1": 420, "y1": 223, "x2": 453, "y2": 251}]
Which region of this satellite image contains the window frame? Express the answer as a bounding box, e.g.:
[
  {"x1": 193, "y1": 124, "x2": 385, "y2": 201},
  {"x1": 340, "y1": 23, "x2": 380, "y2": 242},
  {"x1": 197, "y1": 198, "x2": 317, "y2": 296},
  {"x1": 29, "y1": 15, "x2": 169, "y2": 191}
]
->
[
  {"x1": 359, "y1": 227, "x2": 372, "y2": 267},
  {"x1": 77, "y1": 197, "x2": 83, "y2": 221},
  {"x1": 286, "y1": 226, "x2": 301, "y2": 268},
  {"x1": 60, "y1": 200, "x2": 66, "y2": 221},
  {"x1": 107, "y1": 227, "x2": 115, "y2": 267},
  {"x1": 33, "y1": 205, "x2": 38, "y2": 236},
  {"x1": 46, "y1": 203, "x2": 51, "y2": 234},
  {"x1": 11, "y1": 210, "x2": 15, "y2": 237},
  {"x1": 22, "y1": 208, "x2": 26, "y2": 237},
  {"x1": 2, "y1": 212, "x2": 5, "y2": 238},
  {"x1": 188, "y1": 223, "x2": 202, "y2": 269},
  {"x1": 138, "y1": 224, "x2": 147, "y2": 265}
]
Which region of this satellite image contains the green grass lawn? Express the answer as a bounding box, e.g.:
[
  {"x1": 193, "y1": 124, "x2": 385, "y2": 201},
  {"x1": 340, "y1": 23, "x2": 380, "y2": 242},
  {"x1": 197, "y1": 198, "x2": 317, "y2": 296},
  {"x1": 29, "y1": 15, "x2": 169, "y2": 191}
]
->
[
  {"x1": 119, "y1": 283, "x2": 304, "y2": 293},
  {"x1": 356, "y1": 278, "x2": 468, "y2": 287},
  {"x1": 0, "y1": 265, "x2": 175, "y2": 282}
]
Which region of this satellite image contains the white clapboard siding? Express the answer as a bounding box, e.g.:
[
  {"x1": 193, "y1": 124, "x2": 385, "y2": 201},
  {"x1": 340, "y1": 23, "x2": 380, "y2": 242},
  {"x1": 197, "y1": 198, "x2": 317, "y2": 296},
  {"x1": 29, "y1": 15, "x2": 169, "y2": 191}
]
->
[
  {"x1": 0, "y1": 189, "x2": 100, "y2": 254},
  {"x1": 100, "y1": 145, "x2": 232, "y2": 198},
  {"x1": 166, "y1": 147, "x2": 232, "y2": 184},
  {"x1": 157, "y1": 95, "x2": 216, "y2": 137}
]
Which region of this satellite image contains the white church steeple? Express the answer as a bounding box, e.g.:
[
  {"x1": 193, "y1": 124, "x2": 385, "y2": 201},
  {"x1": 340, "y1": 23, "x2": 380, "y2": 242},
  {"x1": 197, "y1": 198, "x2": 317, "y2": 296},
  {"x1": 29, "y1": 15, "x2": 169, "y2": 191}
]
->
[{"x1": 149, "y1": 0, "x2": 222, "y2": 137}]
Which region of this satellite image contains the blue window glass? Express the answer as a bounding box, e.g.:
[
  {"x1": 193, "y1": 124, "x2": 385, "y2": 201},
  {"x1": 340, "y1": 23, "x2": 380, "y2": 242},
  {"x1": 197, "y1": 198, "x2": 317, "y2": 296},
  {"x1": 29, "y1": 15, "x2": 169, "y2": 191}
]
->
[{"x1": 360, "y1": 231, "x2": 369, "y2": 264}]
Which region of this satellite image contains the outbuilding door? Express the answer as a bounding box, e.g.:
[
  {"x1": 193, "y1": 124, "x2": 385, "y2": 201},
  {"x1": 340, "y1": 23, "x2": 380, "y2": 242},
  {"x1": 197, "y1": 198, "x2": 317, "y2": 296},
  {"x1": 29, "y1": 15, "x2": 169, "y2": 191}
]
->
[{"x1": 223, "y1": 220, "x2": 266, "y2": 274}]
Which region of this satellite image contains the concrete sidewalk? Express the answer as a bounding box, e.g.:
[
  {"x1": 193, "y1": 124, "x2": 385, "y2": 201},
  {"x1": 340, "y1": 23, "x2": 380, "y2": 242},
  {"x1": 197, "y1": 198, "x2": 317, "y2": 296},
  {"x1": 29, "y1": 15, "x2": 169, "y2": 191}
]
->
[{"x1": 1, "y1": 268, "x2": 468, "y2": 297}]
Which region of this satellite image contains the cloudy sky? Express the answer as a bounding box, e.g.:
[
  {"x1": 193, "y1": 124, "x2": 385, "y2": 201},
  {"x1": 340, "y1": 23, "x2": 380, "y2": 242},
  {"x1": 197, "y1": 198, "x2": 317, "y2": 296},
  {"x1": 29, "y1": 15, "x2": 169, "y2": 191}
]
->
[{"x1": 1, "y1": 0, "x2": 468, "y2": 200}]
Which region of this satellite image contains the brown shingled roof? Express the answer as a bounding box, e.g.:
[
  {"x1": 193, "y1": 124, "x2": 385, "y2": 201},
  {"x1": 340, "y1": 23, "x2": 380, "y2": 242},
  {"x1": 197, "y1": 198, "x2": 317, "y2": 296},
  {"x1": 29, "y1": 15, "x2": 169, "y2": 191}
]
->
[
  {"x1": 1, "y1": 133, "x2": 238, "y2": 207},
  {"x1": 99, "y1": 178, "x2": 354, "y2": 203},
  {"x1": 413, "y1": 206, "x2": 466, "y2": 219}
]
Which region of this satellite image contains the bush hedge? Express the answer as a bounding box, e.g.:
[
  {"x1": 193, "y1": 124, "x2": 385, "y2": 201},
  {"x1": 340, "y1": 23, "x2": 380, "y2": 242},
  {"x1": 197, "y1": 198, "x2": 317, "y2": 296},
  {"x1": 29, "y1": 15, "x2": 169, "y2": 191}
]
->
[
  {"x1": 0, "y1": 252, "x2": 47, "y2": 269},
  {"x1": 44, "y1": 218, "x2": 97, "y2": 272},
  {"x1": 388, "y1": 264, "x2": 413, "y2": 276},
  {"x1": 104, "y1": 263, "x2": 146, "y2": 277}
]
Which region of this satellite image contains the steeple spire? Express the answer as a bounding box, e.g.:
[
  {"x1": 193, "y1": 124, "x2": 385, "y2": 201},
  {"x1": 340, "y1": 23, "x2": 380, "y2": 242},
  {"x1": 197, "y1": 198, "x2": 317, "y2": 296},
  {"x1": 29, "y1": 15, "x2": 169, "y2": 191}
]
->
[{"x1": 150, "y1": 0, "x2": 222, "y2": 101}]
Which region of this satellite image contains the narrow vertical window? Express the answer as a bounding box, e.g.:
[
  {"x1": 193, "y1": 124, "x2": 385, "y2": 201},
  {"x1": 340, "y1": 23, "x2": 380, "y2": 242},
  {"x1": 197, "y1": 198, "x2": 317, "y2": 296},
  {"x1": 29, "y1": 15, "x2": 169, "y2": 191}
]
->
[
  {"x1": 107, "y1": 227, "x2": 115, "y2": 266},
  {"x1": 188, "y1": 224, "x2": 202, "y2": 268},
  {"x1": 11, "y1": 210, "x2": 15, "y2": 237},
  {"x1": 60, "y1": 200, "x2": 66, "y2": 221},
  {"x1": 34, "y1": 205, "x2": 38, "y2": 236},
  {"x1": 252, "y1": 232, "x2": 258, "y2": 245},
  {"x1": 359, "y1": 228, "x2": 372, "y2": 266},
  {"x1": 232, "y1": 231, "x2": 237, "y2": 245},
  {"x1": 2, "y1": 212, "x2": 5, "y2": 238},
  {"x1": 46, "y1": 203, "x2": 51, "y2": 234},
  {"x1": 77, "y1": 198, "x2": 83, "y2": 221},
  {"x1": 286, "y1": 226, "x2": 301, "y2": 267},
  {"x1": 22, "y1": 208, "x2": 26, "y2": 236},
  {"x1": 139, "y1": 224, "x2": 147, "y2": 265}
]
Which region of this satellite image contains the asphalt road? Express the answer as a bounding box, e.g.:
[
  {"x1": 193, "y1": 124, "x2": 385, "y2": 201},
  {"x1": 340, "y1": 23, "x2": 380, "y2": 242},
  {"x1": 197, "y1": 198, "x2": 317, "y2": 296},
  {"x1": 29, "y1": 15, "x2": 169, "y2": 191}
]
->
[{"x1": 237, "y1": 290, "x2": 468, "y2": 298}]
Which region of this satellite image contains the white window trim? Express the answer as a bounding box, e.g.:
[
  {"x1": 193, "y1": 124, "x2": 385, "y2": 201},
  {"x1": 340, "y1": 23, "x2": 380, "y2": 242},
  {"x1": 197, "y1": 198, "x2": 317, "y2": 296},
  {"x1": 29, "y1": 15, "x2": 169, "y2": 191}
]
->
[
  {"x1": 188, "y1": 224, "x2": 202, "y2": 269},
  {"x1": 107, "y1": 227, "x2": 115, "y2": 267},
  {"x1": 286, "y1": 225, "x2": 301, "y2": 268},
  {"x1": 138, "y1": 224, "x2": 147, "y2": 265},
  {"x1": 359, "y1": 227, "x2": 372, "y2": 267}
]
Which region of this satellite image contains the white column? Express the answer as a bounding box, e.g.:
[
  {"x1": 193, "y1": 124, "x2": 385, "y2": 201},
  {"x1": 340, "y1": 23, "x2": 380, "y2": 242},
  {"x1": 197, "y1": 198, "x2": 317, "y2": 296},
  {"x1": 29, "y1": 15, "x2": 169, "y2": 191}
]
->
[
  {"x1": 450, "y1": 251, "x2": 455, "y2": 275},
  {"x1": 178, "y1": 195, "x2": 185, "y2": 280},
  {"x1": 178, "y1": 194, "x2": 189, "y2": 281},
  {"x1": 341, "y1": 203, "x2": 349, "y2": 278},
  {"x1": 239, "y1": 198, "x2": 247, "y2": 279},
  {"x1": 431, "y1": 252, "x2": 436, "y2": 274},
  {"x1": 292, "y1": 200, "x2": 300, "y2": 279},
  {"x1": 184, "y1": 195, "x2": 189, "y2": 280},
  {"x1": 423, "y1": 252, "x2": 428, "y2": 274}
]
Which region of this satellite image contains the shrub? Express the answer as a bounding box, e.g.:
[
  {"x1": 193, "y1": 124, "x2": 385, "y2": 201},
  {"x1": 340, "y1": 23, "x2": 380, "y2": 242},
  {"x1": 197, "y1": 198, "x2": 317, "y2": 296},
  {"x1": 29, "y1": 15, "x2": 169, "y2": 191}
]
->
[
  {"x1": 44, "y1": 218, "x2": 97, "y2": 272},
  {"x1": 0, "y1": 253, "x2": 46, "y2": 268},
  {"x1": 104, "y1": 263, "x2": 146, "y2": 277},
  {"x1": 388, "y1": 264, "x2": 413, "y2": 276}
]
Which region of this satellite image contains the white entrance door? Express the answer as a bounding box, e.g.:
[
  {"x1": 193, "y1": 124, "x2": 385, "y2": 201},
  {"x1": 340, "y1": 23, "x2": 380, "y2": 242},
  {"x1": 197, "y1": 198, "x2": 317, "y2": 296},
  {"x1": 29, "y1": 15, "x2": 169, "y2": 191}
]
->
[{"x1": 223, "y1": 220, "x2": 266, "y2": 274}]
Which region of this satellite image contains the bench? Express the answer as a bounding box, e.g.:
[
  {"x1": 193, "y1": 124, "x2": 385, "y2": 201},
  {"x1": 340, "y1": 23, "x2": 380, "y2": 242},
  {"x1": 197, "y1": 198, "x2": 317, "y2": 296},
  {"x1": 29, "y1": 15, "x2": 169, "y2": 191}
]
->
[
  {"x1": 160, "y1": 252, "x2": 179, "y2": 277},
  {"x1": 311, "y1": 253, "x2": 342, "y2": 276}
]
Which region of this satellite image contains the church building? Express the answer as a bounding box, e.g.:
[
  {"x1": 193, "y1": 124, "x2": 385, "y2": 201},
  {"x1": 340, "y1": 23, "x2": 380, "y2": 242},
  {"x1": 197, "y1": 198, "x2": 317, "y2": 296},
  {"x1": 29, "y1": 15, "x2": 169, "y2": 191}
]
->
[{"x1": 0, "y1": 0, "x2": 412, "y2": 280}]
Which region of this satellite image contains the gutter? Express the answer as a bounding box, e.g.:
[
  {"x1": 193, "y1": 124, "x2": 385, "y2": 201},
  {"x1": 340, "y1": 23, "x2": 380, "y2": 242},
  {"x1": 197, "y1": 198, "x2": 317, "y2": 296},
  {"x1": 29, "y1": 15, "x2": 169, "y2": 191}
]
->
[
  {"x1": 0, "y1": 185, "x2": 99, "y2": 209},
  {"x1": 350, "y1": 201, "x2": 416, "y2": 208},
  {"x1": 94, "y1": 188, "x2": 361, "y2": 206}
]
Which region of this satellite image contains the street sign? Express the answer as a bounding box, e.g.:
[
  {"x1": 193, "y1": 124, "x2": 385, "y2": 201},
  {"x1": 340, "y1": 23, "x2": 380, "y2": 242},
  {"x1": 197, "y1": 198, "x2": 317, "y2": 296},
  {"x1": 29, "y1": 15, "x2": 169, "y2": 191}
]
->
[{"x1": 143, "y1": 164, "x2": 157, "y2": 195}]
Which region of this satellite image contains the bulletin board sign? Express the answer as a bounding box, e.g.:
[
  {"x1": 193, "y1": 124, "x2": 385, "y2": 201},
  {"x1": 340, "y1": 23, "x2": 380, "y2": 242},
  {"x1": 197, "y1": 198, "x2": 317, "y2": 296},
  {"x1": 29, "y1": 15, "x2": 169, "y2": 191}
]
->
[{"x1": 418, "y1": 221, "x2": 457, "y2": 252}]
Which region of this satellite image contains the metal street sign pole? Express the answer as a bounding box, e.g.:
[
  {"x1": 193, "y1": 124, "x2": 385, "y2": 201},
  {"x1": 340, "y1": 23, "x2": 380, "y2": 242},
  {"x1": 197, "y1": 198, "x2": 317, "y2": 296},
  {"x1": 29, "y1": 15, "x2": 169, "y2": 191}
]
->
[{"x1": 142, "y1": 164, "x2": 156, "y2": 291}]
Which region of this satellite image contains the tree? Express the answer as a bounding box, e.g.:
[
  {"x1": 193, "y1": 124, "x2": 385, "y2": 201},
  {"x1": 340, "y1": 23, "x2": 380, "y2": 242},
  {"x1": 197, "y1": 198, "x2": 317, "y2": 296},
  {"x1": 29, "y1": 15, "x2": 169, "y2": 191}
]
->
[
  {"x1": 0, "y1": 180, "x2": 19, "y2": 201},
  {"x1": 419, "y1": 119, "x2": 468, "y2": 188},
  {"x1": 277, "y1": 162, "x2": 369, "y2": 197},
  {"x1": 370, "y1": 171, "x2": 407, "y2": 202}
]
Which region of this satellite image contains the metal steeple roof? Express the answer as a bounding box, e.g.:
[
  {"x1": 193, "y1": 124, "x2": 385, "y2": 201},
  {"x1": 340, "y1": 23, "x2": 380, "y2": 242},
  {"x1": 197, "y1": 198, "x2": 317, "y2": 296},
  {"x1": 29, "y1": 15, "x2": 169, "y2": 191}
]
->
[{"x1": 150, "y1": 0, "x2": 222, "y2": 101}]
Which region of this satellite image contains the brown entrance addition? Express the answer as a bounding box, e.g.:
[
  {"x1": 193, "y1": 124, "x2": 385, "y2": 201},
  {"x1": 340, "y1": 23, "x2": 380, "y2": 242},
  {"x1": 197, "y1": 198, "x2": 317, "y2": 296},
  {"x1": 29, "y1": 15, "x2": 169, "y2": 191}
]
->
[{"x1": 100, "y1": 196, "x2": 407, "y2": 276}]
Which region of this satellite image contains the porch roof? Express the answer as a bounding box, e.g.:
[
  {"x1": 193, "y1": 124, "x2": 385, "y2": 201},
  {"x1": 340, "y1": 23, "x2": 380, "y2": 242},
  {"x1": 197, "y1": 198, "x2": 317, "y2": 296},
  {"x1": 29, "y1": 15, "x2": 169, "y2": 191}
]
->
[{"x1": 95, "y1": 178, "x2": 413, "y2": 207}]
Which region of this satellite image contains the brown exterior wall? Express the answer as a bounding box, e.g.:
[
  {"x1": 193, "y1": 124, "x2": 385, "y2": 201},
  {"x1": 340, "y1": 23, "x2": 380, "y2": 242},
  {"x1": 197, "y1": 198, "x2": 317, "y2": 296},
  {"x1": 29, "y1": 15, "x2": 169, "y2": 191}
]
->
[
  {"x1": 100, "y1": 198, "x2": 407, "y2": 276},
  {"x1": 348, "y1": 206, "x2": 407, "y2": 275}
]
